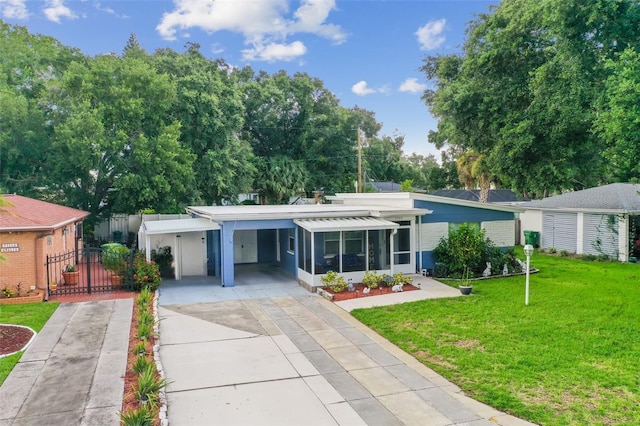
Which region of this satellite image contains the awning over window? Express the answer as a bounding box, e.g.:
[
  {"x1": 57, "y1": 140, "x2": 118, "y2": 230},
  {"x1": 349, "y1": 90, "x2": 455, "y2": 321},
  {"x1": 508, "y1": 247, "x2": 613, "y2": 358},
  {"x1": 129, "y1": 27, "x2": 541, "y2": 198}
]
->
[
  {"x1": 294, "y1": 217, "x2": 400, "y2": 232},
  {"x1": 142, "y1": 218, "x2": 220, "y2": 235}
]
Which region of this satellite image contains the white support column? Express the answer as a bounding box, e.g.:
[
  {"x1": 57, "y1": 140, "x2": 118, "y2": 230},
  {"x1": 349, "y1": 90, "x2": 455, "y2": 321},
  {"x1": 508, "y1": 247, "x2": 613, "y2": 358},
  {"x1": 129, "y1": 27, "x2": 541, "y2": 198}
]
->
[
  {"x1": 390, "y1": 229, "x2": 397, "y2": 274},
  {"x1": 576, "y1": 212, "x2": 584, "y2": 254},
  {"x1": 145, "y1": 234, "x2": 152, "y2": 262},
  {"x1": 619, "y1": 214, "x2": 629, "y2": 261}
]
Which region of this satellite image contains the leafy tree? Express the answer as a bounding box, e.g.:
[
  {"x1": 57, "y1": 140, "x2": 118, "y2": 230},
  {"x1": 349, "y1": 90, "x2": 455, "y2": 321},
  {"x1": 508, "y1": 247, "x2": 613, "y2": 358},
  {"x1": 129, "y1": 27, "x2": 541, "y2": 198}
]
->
[
  {"x1": 364, "y1": 133, "x2": 407, "y2": 185},
  {"x1": 45, "y1": 54, "x2": 196, "y2": 219},
  {"x1": 422, "y1": 0, "x2": 640, "y2": 198},
  {"x1": 255, "y1": 156, "x2": 309, "y2": 204},
  {"x1": 0, "y1": 21, "x2": 83, "y2": 195},
  {"x1": 596, "y1": 48, "x2": 640, "y2": 182},
  {"x1": 238, "y1": 69, "x2": 374, "y2": 197},
  {"x1": 151, "y1": 46, "x2": 255, "y2": 204}
]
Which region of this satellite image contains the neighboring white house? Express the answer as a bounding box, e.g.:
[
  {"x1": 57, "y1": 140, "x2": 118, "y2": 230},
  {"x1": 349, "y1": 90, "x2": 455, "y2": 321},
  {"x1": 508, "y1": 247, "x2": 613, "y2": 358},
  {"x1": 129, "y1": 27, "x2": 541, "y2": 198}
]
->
[{"x1": 519, "y1": 183, "x2": 640, "y2": 261}]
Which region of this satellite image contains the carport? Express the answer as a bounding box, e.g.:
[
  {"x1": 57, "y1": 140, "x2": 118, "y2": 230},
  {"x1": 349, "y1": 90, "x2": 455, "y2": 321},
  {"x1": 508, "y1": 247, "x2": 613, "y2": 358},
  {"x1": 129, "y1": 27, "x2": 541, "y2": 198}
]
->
[{"x1": 139, "y1": 218, "x2": 220, "y2": 280}]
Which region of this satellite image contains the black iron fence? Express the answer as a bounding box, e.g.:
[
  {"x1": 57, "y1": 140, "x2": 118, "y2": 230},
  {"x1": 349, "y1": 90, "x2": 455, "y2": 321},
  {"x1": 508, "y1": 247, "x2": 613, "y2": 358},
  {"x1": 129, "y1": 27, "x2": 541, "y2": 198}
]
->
[{"x1": 46, "y1": 245, "x2": 135, "y2": 295}]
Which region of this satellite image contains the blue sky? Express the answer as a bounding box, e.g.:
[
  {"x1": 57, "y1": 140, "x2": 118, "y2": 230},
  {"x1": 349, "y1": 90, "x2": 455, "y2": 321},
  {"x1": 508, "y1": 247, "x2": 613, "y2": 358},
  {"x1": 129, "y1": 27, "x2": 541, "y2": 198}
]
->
[{"x1": 1, "y1": 0, "x2": 497, "y2": 158}]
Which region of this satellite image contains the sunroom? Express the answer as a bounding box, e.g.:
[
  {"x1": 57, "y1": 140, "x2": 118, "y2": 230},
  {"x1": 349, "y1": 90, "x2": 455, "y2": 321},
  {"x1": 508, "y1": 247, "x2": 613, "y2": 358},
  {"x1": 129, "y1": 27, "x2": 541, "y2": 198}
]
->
[{"x1": 294, "y1": 217, "x2": 401, "y2": 288}]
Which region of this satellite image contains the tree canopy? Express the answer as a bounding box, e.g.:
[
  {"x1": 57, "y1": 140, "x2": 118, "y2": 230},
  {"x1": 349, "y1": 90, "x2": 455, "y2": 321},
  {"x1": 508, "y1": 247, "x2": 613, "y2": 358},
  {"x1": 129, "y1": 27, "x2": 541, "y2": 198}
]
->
[
  {"x1": 422, "y1": 0, "x2": 640, "y2": 198},
  {"x1": 0, "y1": 20, "x2": 461, "y2": 220}
]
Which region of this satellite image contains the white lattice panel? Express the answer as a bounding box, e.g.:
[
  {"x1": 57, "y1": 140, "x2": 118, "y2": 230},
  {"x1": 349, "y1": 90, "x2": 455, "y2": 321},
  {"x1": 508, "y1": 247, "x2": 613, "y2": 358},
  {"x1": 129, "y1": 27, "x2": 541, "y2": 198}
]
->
[
  {"x1": 481, "y1": 220, "x2": 515, "y2": 246},
  {"x1": 420, "y1": 222, "x2": 449, "y2": 251}
]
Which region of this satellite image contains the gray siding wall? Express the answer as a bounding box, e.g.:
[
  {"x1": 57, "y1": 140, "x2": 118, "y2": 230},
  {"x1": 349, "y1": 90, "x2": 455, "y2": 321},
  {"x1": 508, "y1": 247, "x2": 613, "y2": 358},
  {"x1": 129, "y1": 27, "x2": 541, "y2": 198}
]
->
[{"x1": 583, "y1": 214, "x2": 619, "y2": 258}]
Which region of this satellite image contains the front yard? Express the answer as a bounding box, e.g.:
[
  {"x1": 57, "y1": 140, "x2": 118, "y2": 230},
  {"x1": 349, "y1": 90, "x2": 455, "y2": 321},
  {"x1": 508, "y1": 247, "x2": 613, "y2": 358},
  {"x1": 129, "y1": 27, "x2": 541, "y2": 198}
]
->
[
  {"x1": 0, "y1": 302, "x2": 59, "y2": 385},
  {"x1": 351, "y1": 252, "x2": 640, "y2": 425}
]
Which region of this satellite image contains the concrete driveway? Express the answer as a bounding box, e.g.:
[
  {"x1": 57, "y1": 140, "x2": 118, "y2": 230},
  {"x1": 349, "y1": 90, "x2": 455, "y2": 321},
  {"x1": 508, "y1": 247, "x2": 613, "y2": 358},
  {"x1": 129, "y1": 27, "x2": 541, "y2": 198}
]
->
[
  {"x1": 0, "y1": 299, "x2": 132, "y2": 426},
  {"x1": 159, "y1": 292, "x2": 533, "y2": 426}
]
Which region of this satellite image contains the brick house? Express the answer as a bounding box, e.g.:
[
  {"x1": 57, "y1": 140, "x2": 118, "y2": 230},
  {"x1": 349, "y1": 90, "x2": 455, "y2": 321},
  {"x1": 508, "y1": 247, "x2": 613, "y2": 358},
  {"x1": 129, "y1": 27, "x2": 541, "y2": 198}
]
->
[{"x1": 0, "y1": 194, "x2": 90, "y2": 293}]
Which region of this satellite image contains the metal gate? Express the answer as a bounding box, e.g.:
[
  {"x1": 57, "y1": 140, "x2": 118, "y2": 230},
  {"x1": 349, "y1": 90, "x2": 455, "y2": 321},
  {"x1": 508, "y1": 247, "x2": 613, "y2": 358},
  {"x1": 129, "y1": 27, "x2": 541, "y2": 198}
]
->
[{"x1": 46, "y1": 246, "x2": 134, "y2": 295}]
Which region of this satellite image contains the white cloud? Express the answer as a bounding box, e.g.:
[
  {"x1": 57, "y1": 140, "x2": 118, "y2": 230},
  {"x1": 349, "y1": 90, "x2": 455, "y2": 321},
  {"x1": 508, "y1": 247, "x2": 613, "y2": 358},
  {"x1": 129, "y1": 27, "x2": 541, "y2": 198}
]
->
[
  {"x1": 211, "y1": 43, "x2": 224, "y2": 55},
  {"x1": 352, "y1": 80, "x2": 389, "y2": 96},
  {"x1": 156, "y1": 0, "x2": 345, "y2": 62},
  {"x1": 1, "y1": 0, "x2": 29, "y2": 19},
  {"x1": 242, "y1": 41, "x2": 306, "y2": 62},
  {"x1": 43, "y1": 0, "x2": 78, "y2": 23},
  {"x1": 416, "y1": 18, "x2": 446, "y2": 50},
  {"x1": 399, "y1": 78, "x2": 427, "y2": 93},
  {"x1": 289, "y1": 0, "x2": 346, "y2": 44}
]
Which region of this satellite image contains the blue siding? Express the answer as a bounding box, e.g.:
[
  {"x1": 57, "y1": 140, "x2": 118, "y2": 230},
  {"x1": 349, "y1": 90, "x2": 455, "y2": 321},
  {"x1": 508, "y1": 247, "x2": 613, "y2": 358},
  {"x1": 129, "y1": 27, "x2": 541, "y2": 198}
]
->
[
  {"x1": 257, "y1": 229, "x2": 277, "y2": 263},
  {"x1": 414, "y1": 199, "x2": 515, "y2": 223},
  {"x1": 279, "y1": 228, "x2": 297, "y2": 276},
  {"x1": 414, "y1": 199, "x2": 516, "y2": 272},
  {"x1": 206, "y1": 230, "x2": 220, "y2": 276}
]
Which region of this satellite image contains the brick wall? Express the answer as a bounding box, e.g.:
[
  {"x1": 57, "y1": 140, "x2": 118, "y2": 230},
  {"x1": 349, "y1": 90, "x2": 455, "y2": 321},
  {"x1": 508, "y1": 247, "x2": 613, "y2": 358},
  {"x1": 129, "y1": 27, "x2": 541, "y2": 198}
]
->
[{"x1": 0, "y1": 222, "x2": 83, "y2": 292}]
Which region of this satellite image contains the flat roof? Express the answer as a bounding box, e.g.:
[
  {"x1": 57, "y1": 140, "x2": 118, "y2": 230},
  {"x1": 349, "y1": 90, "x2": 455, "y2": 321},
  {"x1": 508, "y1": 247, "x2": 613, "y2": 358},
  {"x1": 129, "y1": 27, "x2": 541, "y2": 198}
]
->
[
  {"x1": 331, "y1": 192, "x2": 524, "y2": 213},
  {"x1": 295, "y1": 217, "x2": 400, "y2": 232},
  {"x1": 187, "y1": 204, "x2": 431, "y2": 222},
  {"x1": 143, "y1": 218, "x2": 220, "y2": 235}
]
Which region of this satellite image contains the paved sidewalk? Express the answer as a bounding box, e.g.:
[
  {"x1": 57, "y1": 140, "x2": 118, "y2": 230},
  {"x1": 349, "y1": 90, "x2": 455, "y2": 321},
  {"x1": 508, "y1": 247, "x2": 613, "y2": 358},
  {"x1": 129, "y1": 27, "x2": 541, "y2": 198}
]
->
[
  {"x1": 0, "y1": 299, "x2": 132, "y2": 426},
  {"x1": 160, "y1": 295, "x2": 535, "y2": 426}
]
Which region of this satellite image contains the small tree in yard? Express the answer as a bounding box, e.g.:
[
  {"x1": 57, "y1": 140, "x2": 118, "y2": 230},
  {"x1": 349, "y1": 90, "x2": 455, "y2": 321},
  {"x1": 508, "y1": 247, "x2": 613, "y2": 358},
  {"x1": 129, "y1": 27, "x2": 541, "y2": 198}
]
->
[{"x1": 433, "y1": 223, "x2": 516, "y2": 278}]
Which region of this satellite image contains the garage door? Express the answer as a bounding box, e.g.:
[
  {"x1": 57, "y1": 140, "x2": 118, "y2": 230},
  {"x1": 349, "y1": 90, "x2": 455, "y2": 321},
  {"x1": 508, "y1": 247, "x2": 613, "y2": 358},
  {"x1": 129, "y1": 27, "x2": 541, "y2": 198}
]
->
[{"x1": 542, "y1": 213, "x2": 577, "y2": 252}]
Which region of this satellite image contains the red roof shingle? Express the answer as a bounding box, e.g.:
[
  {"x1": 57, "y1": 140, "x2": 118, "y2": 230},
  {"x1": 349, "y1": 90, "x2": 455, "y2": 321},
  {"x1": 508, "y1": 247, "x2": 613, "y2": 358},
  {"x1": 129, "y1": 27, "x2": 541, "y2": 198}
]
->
[{"x1": 0, "y1": 194, "x2": 90, "y2": 231}]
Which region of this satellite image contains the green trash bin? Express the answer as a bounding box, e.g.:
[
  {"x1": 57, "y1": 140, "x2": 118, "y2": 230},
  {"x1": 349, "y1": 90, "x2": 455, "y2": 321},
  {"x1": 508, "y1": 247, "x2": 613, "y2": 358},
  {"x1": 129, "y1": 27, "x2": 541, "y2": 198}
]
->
[
  {"x1": 112, "y1": 230, "x2": 123, "y2": 242},
  {"x1": 523, "y1": 230, "x2": 540, "y2": 248}
]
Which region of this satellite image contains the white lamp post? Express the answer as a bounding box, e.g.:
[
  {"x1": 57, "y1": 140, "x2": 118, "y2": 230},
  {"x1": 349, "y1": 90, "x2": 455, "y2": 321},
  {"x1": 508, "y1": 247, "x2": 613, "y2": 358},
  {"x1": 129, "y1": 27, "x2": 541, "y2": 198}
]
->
[{"x1": 524, "y1": 244, "x2": 534, "y2": 306}]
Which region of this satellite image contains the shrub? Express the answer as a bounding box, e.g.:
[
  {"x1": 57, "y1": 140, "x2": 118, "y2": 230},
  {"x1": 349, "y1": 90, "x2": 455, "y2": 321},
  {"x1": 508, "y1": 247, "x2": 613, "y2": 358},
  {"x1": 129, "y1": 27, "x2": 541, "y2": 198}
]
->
[
  {"x1": 120, "y1": 406, "x2": 154, "y2": 426},
  {"x1": 137, "y1": 309, "x2": 154, "y2": 328},
  {"x1": 137, "y1": 322, "x2": 153, "y2": 340},
  {"x1": 133, "y1": 364, "x2": 170, "y2": 407},
  {"x1": 133, "y1": 252, "x2": 161, "y2": 292},
  {"x1": 150, "y1": 246, "x2": 173, "y2": 278},
  {"x1": 136, "y1": 287, "x2": 152, "y2": 308},
  {"x1": 133, "y1": 341, "x2": 147, "y2": 356},
  {"x1": 362, "y1": 271, "x2": 381, "y2": 289},
  {"x1": 392, "y1": 273, "x2": 412, "y2": 286},
  {"x1": 433, "y1": 224, "x2": 519, "y2": 278},
  {"x1": 1, "y1": 286, "x2": 15, "y2": 298},
  {"x1": 381, "y1": 274, "x2": 395, "y2": 287},
  {"x1": 132, "y1": 355, "x2": 152, "y2": 375},
  {"x1": 320, "y1": 271, "x2": 348, "y2": 293},
  {"x1": 103, "y1": 245, "x2": 131, "y2": 275}
]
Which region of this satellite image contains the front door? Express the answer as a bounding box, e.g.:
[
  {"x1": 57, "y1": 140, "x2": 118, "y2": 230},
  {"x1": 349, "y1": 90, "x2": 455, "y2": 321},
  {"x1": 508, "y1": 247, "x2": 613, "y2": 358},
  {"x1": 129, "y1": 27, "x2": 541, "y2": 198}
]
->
[{"x1": 393, "y1": 221, "x2": 414, "y2": 273}]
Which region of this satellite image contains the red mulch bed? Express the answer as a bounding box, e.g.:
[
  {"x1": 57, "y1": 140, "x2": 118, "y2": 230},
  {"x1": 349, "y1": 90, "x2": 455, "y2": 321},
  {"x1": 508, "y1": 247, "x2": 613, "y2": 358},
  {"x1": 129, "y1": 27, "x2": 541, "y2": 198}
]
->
[
  {"x1": 0, "y1": 325, "x2": 34, "y2": 356},
  {"x1": 324, "y1": 283, "x2": 418, "y2": 301},
  {"x1": 121, "y1": 297, "x2": 161, "y2": 425}
]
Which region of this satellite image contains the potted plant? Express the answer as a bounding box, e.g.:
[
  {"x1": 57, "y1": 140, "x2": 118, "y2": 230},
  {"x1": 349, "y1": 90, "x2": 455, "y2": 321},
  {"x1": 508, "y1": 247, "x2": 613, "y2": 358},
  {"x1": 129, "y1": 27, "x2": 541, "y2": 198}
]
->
[
  {"x1": 62, "y1": 264, "x2": 80, "y2": 285},
  {"x1": 459, "y1": 267, "x2": 473, "y2": 295},
  {"x1": 50, "y1": 281, "x2": 58, "y2": 291},
  {"x1": 103, "y1": 245, "x2": 131, "y2": 285}
]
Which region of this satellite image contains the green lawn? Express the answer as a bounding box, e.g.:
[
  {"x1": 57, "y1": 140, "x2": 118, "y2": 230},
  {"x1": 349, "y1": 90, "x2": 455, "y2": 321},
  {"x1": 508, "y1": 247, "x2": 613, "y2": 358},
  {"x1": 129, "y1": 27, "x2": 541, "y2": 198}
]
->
[
  {"x1": 351, "y1": 252, "x2": 640, "y2": 425},
  {"x1": 0, "y1": 302, "x2": 59, "y2": 385}
]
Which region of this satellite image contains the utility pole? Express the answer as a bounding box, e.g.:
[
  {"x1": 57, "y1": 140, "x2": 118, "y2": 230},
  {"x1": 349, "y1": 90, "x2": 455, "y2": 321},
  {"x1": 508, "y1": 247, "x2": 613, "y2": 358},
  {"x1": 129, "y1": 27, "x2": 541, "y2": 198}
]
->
[{"x1": 357, "y1": 128, "x2": 363, "y2": 193}]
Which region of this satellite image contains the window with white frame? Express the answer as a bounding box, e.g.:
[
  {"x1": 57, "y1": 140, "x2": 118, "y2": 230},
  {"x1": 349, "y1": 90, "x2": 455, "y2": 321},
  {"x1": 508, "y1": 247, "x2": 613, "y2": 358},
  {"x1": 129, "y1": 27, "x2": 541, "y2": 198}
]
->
[{"x1": 324, "y1": 231, "x2": 340, "y2": 256}]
